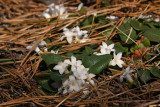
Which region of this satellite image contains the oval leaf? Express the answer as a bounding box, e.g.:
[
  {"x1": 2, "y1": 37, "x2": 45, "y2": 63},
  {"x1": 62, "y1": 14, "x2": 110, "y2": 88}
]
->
[
  {"x1": 130, "y1": 20, "x2": 149, "y2": 31},
  {"x1": 150, "y1": 66, "x2": 160, "y2": 78},
  {"x1": 142, "y1": 70, "x2": 152, "y2": 82},
  {"x1": 50, "y1": 72, "x2": 69, "y2": 81},
  {"x1": 143, "y1": 28, "x2": 160, "y2": 42},
  {"x1": 42, "y1": 54, "x2": 65, "y2": 66},
  {"x1": 118, "y1": 22, "x2": 137, "y2": 44},
  {"x1": 82, "y1": 54, "x2": 111, "y2": 68},
  {"x1": 88, "y1": 55, "x2": 112, "y2": 74},
  {"x1": 41, "y1": 80, "x2": 54, "y2": 92}
]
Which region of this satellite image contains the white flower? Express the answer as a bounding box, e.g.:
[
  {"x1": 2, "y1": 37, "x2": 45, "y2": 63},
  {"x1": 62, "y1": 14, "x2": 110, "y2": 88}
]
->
[
  {"x1": 53, "y1": 62, "x2": 68, "y2": 74},
  {"x1": 51, "y1": 50, "x2": 58, "y2": 54},
  {"x1": 64, "y1": 56, "x2": 82, "y2": 72},
  {"x1": 106, "y1": 16, "x2": 118, "y2": 21},
  {"x1": 40, "y1": 3, "x2": 68, "y2": 19},
  {"x1": 100, "y1": 42, "x2": 115, "y2": 54},
  {"x1": 40, "y1": 13, "x2": 51, "y2": 19},
  {"x1": 38, "y1": 41, "x2": 47, "y2": 46},
  {"x1": 63, "y1": 87, "x2": 68, "y2": 94},
  {"x1": 54, "y1": 4, "x2": 68, "y2": 19},
  {"x1": 34, "y1": 47, "x2": 41, "y2": 53},
  {"x1": 61, "y1": 29, "x2": 76, "y2": 44},
  {"x1": 44, "y1": 47, "x2": 48, "y2": 52},
  {"x1": 56, "y1": 56, "x2": 95, "y2": 94},
  {"x1": 154, "y1": 18, "x2": 160, "y2": 22},
  {"x1": 72, "y1": 26, "x2": 88, "y2": 40},
  {"x1": 110, "y1": 52, "x2": 124, "y2": 68},
  {"x1": 86, "y1": 73, "x2": 96, "y2": 85},
  {"x1": 26, "y1": 40, "x2": 46, "y2": 54},
  {"x1": 61, "y1": 26, "x2": 89, "y2": 44},
  {"x1": 138, "y1": 15, "x2": 153, "y2": 22},
  {"x1": 77, "y1": 3, "x2": 83, "y2": 11},
  {"x1": 93, "y1": 12, "x2": 97, "y2": 16},
  {"x1": 73, "y1": 66, "x2": 88, "y2": 80},
  {"x1": 120, "y1": 66, "x2": 135, "y2": 83},
  {"x1": 62, "y1": 78, "x2": 69, "y2": 88},
  {"x1": 94, "y1": 42, "x2": 115, "y2": 55},
  {"x1": 68, "y1": 75, "x2": 80, "y2": 92}
]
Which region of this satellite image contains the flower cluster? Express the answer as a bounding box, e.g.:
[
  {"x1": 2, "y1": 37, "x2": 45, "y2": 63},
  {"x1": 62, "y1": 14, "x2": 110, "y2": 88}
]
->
[
  {"x1": 53, "y1": 56, "x2": 95, "y2": 94},
  {"x1": 26, "y1": 40, "x2": 58, "y2": 55},
  {"x1": 61, "y1": 26, "x2": 90, "y2": 44},
  {"x1": 40, "y1": 3, "x2": 68, "y2": 19},
  {"x1": 94, "y1": 42, "x2": 124, "y2": 68},
  {"x1": 133, "y1": 15, "x2": 160, "y2": 22}
]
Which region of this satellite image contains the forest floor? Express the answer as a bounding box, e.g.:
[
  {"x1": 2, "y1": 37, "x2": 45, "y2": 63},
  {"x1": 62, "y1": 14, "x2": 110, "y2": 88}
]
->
[{"x1": 0, "y1": 0, "x2": 160, "y2": 106}]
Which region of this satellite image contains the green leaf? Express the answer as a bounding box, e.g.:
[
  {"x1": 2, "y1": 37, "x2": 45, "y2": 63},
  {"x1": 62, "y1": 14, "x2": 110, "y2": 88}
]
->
[
  {"x1": 42, "y1": 54, "x2": 65, "y2": 66},
  {"x1": 114, "y1": 42, "x2": 128, "y2": 54},
  {"x1": 104, "y1": 0, "x2": 110, "y2": 6},
  {"x1": 35, "y1": 70, "x2": 52, "y2": 80},
  {"x1": 82, "y1": 55, "x2": 107, "y2": 68},
  {"x1": 118, "y1": 22, "x2": 137, "y2": 44},
  {"x1": 82, "y1": 46, "x2": 94, "y2": 54},
  {"x1": 130, "y1": 20, "x2": 149, "y2": 31},
  {"x1": 137, "y1": 70, "x2": 144, "y2": 77},
  {"x1": 81, "y1": 16, "x2": 94, "y2": 26},
  {"x1": 142, "y1": 70, "x2": 152, "y2": 82},
  {"x1": 41, "y1": 80, "x2": 54, "y2": 92},
  {"x1": 83, "y1": 54, "x2": 112, "y2": 74},
  {"x1": 150, "y1": 66, "x2": 160, "y2": 78},
  {"x1": 67, "y1": 52, "x2": 74, "y2": 57},
  {"x1": 143, "y1": 28, "x2": 160, "y2": 42},
  {"x1": 50, "y1": 72, "x2": 69, "y2": 81}
]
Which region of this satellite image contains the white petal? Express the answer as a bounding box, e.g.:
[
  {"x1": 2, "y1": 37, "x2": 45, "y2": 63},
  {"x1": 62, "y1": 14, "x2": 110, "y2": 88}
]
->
[
  {"x1": 59, "y1": 69, "x2": 65, "y2": 74},
  {"x1": 110, "y1": 59, "x2": 116, "y2": 66},
  {"x1": 66, "y1": 36, "x2": 73, "y2": 44},
  {"x1": 130, "y1": 70, "x2": 135, "y2": 73},
  {"x1": 108, "y1": 44, "x2": 114, "y2": 49},
  {"x1": 100, "y1": 48, "x2": 107, "y2": 54},
  {"x1": 39, "y1": 40, "x2": 46, "y2": 46},
  {"x1": 77, "y1": 3, "x2": 83, "y2": 11},
  {"x1": 64, "y1": 59, "x2": 71, "y2": 65},
  {"x1": 61, "y1": 35, "x2": 66, "y2": 41},
  {"x1": 63, "y1": 88, "x2": 68, "y2": 94},
  {"x1": 105, "y1": 49, "x2": 111, "y2": 54},
  {"x1": 41, "y1": 13, "x2": 51, "y2": 19},
  {"x1": 48, "y1": 3, "x2": 55, "y2": 8},
  {"x1": 83, "y1": 89, "x2": 89, "y2": 94},
  {"x1": 126, "y1": 74, "x2": 133, "y2": 82},
  {"x1": 102, "y1": 42, "x2": 108, "y2": 48},
  {"x1": 71, "y1": 56, "x2": 77, "y2": 64},
  {"x1": 62, "y1": 78, "x2": 69, "y2": 87},
  {"x1": 120, "y1": 75, "x2": 125, "y2": 82},
  {"x1": 44, "y1": 47, "x2": 48, "y2": 52},
  {"x1": 116, "y1": 60, "x2": 124, "y2": 68},
  {"x1": 126, "y1": 66, "x2": 130, "y2": 72},
  {"x1": 35, "y1": 47, "x2": 40, "y2": 53},
  {"x1": 117, "y1": 52, "x2": 122, "y2": 59},
  {"x1": 76, "y1": 60, "x2": 82, "y2": 66},
  {"x1": 26, "y1": 46, "x2": 32, "y2": 50},
  {"x1": 51, "y1": 50, "x2": 56, "y2": 54},
  {"x1": 63, "y1": 28, "x2": 69, "y2": 31},
  {"x1": 69, "y1": 75, "x2": 75, "y2": 81},
  {"x1": 88, "y1": 73, "x2": 96, "y2": 79},
  {"x1": 89, "y1": 79, "x2": 95, "y2": 85}
]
